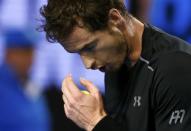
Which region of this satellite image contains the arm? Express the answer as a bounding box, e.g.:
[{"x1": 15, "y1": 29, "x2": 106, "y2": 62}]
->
[
  {"x1": 62, "y1": 75, "x2": 129, "y2": 131},
  {"x1": 151, "y1": 52, "x2": 191, "y2": 131},
  {"x1": 92, "y1": 115, "x2": 127, "y2": 131}
]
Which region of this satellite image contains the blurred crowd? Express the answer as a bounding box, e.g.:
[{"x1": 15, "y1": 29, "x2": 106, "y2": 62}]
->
[{"x1": 0, "y1": 0, "x2": 191, "y2": 131}]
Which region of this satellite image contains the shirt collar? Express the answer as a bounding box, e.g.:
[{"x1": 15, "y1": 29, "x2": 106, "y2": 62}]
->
[
  {"x1": 140, "y1": 23, "x2": 154, "y2": 61},
  {"x1": 124, "y1": 23, "x2": 153, "y2": 68}
]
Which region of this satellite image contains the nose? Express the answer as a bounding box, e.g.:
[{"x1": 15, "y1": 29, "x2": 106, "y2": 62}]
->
[{"x1": 80, "y1": 55, "x2": 96, "y2": 69}]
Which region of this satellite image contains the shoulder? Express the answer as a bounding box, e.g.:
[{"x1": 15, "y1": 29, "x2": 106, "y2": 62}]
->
[
  {"x1": 150, "y1": 51, "x2": 191, "y2": 108},
  {"x1": 149, "y1": 51, "x2": 191, "y2": 129},
  {"x1": 153, "y1": 51, "x2": 191, "y2": 75}
]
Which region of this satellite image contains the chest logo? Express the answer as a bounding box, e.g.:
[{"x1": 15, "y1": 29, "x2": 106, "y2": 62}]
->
[{"x1": 133, "y1": 96, "x2": 141, "y2": 107}]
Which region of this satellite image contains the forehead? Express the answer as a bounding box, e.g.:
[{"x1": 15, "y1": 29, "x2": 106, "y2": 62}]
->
[{"x1": 62, "y1": 27, "x2": 94, "y2": 52}]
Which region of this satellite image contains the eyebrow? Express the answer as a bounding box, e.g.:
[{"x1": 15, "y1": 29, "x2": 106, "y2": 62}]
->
[
  {"x1": 62, "y1": 38, "x2": 98, "y2": 53},
  {"x1": 78, "y1": 39, "x2": 98, "y2": 52}
]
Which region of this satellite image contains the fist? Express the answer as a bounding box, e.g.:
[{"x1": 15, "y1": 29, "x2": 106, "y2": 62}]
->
[{"x1": 62, "y1": 74, "x2": 107, "y2": 131}]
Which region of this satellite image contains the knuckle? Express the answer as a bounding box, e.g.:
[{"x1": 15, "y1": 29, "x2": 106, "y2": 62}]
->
[
  {"x1": 67, "y1": 108, "x2": 73, "y2": 116},
  {"x1": 68, "y1": 102, "x2": 73, "y2": 108},
  {"x1": 64, "y1": 109, "x2": 69, "y2": 118},
  {"x1": 65, "y1": 112, "x2": 70, "y2": 118},
  {"x1": 94, "y1": 87, "x2": 99, "y2": 92},
  {"x1": 61, "y1": 86, "x2": 65, "y2": 92},
  {"x1": 69, "y1": 100, "x2": 76, "y2": 107}
]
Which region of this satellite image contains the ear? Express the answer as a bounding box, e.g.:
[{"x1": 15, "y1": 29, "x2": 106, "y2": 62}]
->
[{"x1": 108, "y1": 8, "x2": 126, "y2": 31}]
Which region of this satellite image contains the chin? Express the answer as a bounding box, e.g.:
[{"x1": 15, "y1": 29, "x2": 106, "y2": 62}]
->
[{"x1": 105, "y1": 64, "x2": 122, "y2": 73}]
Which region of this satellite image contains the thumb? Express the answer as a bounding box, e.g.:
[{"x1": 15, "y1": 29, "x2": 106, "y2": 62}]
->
[{"x1": 80, "y1": 77, "x2": 98, "y2": 95}]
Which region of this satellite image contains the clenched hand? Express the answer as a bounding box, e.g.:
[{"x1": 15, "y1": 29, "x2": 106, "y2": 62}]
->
[{"x1": 62, "y1": 74, "x2": 107, "y2": 131}]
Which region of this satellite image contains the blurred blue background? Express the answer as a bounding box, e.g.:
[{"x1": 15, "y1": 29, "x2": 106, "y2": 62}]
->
[
  {"x1": 0, "y1": 0, "x2": 191, "y2": 131},
  {"x1": 0, "y1": 0, "x2": 105, "y2": 93}
]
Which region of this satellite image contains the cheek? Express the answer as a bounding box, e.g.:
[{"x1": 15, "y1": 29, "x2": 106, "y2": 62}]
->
[
  {"x1": 94, "y1": 48, "x2": 121, "y2": 65},
  {"x1": 94, "y1": 34, "x2": 126, "y2": 63},
  {"x1": 105, "y1": 45, "x2": 127, "y2": 67}
]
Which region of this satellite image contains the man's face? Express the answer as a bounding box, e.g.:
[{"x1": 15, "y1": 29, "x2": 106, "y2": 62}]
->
[{"x1": 62, "y1": 26, "x2": 128, "y2": 72}]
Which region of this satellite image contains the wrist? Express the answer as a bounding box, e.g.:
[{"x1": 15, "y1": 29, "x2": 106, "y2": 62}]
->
[{"x1": 87, "y1": 111, "x2": 107, "y2": 131}]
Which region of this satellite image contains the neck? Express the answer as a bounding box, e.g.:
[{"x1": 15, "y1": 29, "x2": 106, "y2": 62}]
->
[{"x1": 124, "y1": 16, "x2": 144, "y2": 66}]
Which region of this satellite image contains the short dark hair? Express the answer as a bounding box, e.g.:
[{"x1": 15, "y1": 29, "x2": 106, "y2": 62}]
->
[{"x1": 40, "y1": 0, "x2": 127, "y2": 43}]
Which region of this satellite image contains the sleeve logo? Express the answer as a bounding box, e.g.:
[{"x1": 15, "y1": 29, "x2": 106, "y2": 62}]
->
[{"x1": 169, "y1": 109, "x2": 186, "y2": 125}]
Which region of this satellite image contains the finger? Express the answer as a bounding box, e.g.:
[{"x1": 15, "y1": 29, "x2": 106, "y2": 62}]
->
[
  {"x1": 61, "y1": 78, "x2": 67, "y2": 93},
  {"x1": 64, "y1": 102, "x2": 78, "y2": 122},
  {"x1": 64, "y1": 104, "x2": 70, "y2": 119},
  {"x1": 62, "y1": 78, "x2": 76, "y2": 105},
  {"x1": 62, "y1": 94, "x2": 68, "y2": 105},
  {"x1": 80, "y1": 77, "x2": 98, "y2": 94},
  {"x1": 62, "y1": 78, "x2": 71, "y2": 98},
  {"x1": 66, "y1": 75, "x2": 82, "y2": 96}
]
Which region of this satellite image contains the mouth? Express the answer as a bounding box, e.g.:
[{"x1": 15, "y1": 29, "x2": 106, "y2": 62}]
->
[{"x1": 99, "y1": 66, "x2": 106, "y2": 72}]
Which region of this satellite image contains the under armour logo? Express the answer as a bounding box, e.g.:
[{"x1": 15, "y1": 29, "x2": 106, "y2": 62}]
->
[
  {"x1": 169, "y1": 109, "x2": 186, "y2": 125},
  {"x1": 133, "y1": 96, "x2": 141, "y2": 107}
]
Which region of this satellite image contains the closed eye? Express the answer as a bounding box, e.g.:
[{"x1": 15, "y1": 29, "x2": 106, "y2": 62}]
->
[{"x1": 80, "y1": 40, "x2": 98, "y2": 52}]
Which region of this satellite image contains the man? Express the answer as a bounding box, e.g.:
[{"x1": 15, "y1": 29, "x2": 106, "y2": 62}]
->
[
  {"x1": 0, "y1": 29, "x2": 50, "y2": 131},
  {"x1": 40, "y1": 0, "x2": 191, "y2": 130}
]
